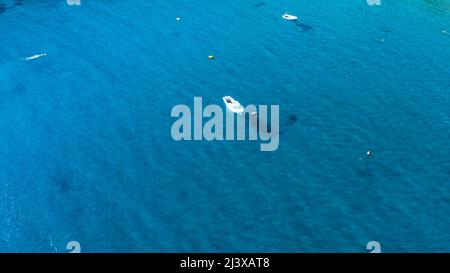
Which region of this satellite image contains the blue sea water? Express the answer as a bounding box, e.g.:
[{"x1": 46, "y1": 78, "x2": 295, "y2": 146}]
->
[{"x1": 0, "y1": 0, "x2": 449, "y2": 252}]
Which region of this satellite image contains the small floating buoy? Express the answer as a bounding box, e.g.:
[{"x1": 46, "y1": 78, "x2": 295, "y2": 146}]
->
[
  {"x1": 176, "y1": 17, "x2": 181, "y2": 21},
  {"x1": 208, "y1": 55, "x2": 215, "y2": 60}
]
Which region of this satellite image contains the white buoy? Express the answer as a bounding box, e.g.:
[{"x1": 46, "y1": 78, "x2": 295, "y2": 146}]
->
[{"x1": 176, "y1": 17, "x2": 181, "y2": 21}]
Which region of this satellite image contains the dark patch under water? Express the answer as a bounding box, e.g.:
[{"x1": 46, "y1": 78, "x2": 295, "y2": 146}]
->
[
  {"x1": 0, "y1": 4, "x2": 7, "y2": 14},
  {"x1": 54, "y1": 170, "x2": 74, "y2": 193},
  {"x1": 13, "y1": 84, "x2": 27, "y2": 94},
  {"x1": 295, "y1": 22, "x2": 313, "y2": 32},
  {"x1": 0, "y1": 1, "x2": 40, "y2": 15},
  {"x1": 287, "y1": 114, "x2": 298, "y2": 125},
  {"x1": 253, "y1": 2, "x2": 266, "y2": 8}
]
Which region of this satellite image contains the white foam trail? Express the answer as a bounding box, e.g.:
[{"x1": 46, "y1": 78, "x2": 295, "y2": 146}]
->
[{"x1": 21, "y1": 53, "x2": 48, "y2": 61}]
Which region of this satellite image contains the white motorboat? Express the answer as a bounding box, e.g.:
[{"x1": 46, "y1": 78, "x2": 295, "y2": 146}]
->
[
  {"x1": 282, "y1": 12, "x2": 298, "y2": 21},
  {"x1": 223, "y1": 96, "x2": 244, "y2": 114}
]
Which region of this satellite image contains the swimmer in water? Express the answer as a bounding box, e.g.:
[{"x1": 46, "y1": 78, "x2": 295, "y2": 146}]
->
[{"x1": 359, "y1": 150, "x2": 372, "y2": 161}]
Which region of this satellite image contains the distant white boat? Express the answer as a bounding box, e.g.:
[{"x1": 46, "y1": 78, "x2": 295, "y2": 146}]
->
[
  {"x1": 22, "y1": 53, "x2": 47, "y2": 61},
  {"x1": 282, "y1": 12, "x2": 298, "y2": 21},
  {"x1": 223, "y1": 96, "x2": 244, "y2": 114}
]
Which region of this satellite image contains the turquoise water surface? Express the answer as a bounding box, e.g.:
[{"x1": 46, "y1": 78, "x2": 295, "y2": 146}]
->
[{"x1": 0, "y1": 0, "x2": 449, "y2": 252}]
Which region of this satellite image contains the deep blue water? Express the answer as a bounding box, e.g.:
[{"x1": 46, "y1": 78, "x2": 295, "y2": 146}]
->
[{"x1": 0, "y1": 0, "x2": 449, "y2": 252}]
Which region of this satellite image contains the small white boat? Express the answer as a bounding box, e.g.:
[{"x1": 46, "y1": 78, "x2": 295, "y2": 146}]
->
[
  {"x1": 282, "y1": 12, "x2": 298, "y2": 21},
  {"x1": 223, "y1": 96, "x2": 244, "y2": 114}
]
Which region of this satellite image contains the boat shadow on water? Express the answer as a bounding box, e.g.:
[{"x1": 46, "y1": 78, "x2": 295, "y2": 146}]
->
[
  {"x1": 253, "y1": 1, "x2": 266, "y2": 8},
  {"x1": 247, "y1": 112, "x2": 298, "y2": 139},
  {"x1": 0, "y1": 0, "x2": 26, "y2": 15},
  {"x1": 248, "y1": 112, "x2": 276, "y2": 138},
  {"x1": 294, "y1": 21, "x2": 313, "y2": 32}
]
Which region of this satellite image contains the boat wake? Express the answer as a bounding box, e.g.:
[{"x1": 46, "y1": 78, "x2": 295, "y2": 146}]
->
[{"x1": 21, "y1": 53, "x2": 48, "y2": 62}]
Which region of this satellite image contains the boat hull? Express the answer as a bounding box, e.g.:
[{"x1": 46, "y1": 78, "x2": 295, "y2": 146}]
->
[{"x1": 222, "y1": 96, "x2": 244, "y2": 114}]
